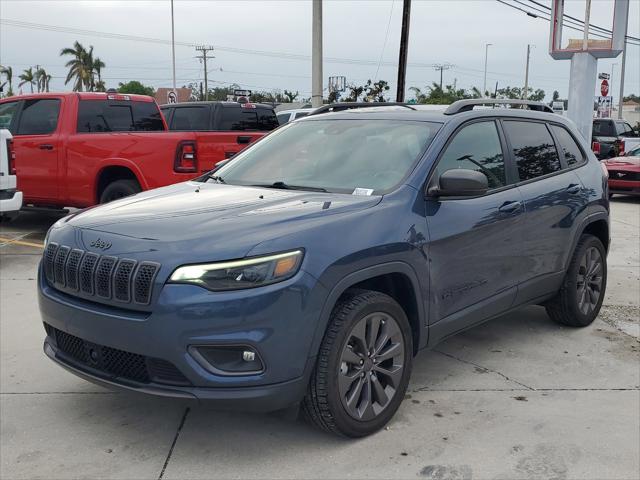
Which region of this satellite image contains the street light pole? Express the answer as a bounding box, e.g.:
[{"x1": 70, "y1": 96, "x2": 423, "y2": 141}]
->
[
  {"x1": 311, "y1": 0, "x2": 323, "y2": 108},
  {"x1": 611, "y1": 62, "x2": 617, "y2": 109},
  {"x1": 483, "y1": 43, "x2": 491, "y2": 96},
  {"x1": 170, "y1": 0, "x2": 176, "y2": 95},
  {"x1": 523, "y1": 44, "x2": 531, "y2": 99}
]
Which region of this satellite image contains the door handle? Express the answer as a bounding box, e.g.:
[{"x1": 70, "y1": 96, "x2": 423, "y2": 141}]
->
[
  {"x1": 39, "y1": 144, "x2": 54, "y2": 150},
  {"x1": 498, "y1": 201, "x2": 522, "y2": 213},
  {"x1": 566, "y1": 184, "x2": 582, "y2": 194},
  {"x1": 236, "y1": 135, "x2": 251, "y2": 144}
]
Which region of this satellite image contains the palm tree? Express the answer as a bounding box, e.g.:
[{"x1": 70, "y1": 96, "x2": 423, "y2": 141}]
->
[
  {"x1": 19, "y1": 67, "x2": 36, "y2": 93},
  {"x1": 60, "y1": 41, "x2": 92, "y2": 91},
  {"x1": 35, "y1": 67, "x2": 51, "y2": 93},
  {"x1": 0, "y1": 65, "x2": 13, "y2": 96},
  {"x1": 92, "y1": 56, "x2": 105, "y2": 91}
]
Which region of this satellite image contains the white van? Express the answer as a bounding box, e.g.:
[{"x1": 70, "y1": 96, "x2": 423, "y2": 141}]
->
[{"x1": 0, "y1": 129, "x2": 22, "y2": 220}]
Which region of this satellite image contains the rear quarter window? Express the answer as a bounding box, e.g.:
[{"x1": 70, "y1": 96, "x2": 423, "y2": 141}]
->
[
  {"x1": 218, "y1": 107, "x2": 258, "y2": 131},
  {"x1": 170, "y1": 106, "x2": 210, "y2": 130},
  {"x1": 77, "y1": 100, "x2": 163, "y2": 132},
  {"x1": 550, "y1": 125, "x2": 586, "y2": 168}
]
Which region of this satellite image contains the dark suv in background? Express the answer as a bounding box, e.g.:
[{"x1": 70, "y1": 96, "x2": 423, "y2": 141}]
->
[
  {"x1": 592, "y1": 118, "x2": 639, "y2": 159},
  {"x1": 39, "y1": 100, "x2": 609, "y2": 437}
]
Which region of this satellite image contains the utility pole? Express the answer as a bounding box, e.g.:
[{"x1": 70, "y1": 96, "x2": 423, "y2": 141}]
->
[
  {"x1": 195, "y1": 45, "x2": 214, "y2": 101},
  {"x1": 483, "y1": 43, "x2": 491, "y2": 96},
  {"x1": 396, "y1": 0, "x2": 411, "y2": 102},
  {"x1": 311, "y1": 0, "x2": 323, "y2": 108},
  {"x1": 523, "y1": 44, "x2": 531, "y2": 99},
  {"x1": 611, "y1": 62, "x2": 617, "y2": 109},
  {"x1": 617, "y1": 0, "x2": 630, "y2": 119},
  {"x1": 434, "y1": 64, "x2": 451, "y2": 90},
  {"x1": 170, "y1": 0, "x2": 176, "y2": 96}
]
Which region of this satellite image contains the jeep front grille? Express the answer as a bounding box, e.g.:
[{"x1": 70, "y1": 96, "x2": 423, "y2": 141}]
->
[{"x1": 43, "y1": 243, "x2": 160, "y2": 306}]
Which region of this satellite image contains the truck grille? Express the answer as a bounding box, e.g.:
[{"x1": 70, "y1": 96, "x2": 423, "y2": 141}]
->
[
  {"x1": 47, "y1": 324, "x2": 191, "y2": 386},
  {"x1": 43, "y1": 243, "x2": 159, "y2": 306}
]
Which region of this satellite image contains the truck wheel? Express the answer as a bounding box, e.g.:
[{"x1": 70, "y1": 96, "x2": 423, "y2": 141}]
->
[
  {"x1": 303, "y1": 289, "x2": 413, "y2": 437},
  {"x1": 99, "y1": 179, "x2": 141, "y2": 204},
  {"x1": 545, "y1": 234, "x2": 607, "y2": 327}
]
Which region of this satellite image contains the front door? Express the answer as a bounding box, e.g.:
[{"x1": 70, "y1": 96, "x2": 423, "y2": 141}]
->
[
  {"x1": 425, "y1": 120, "x2": 525, "y2": 330},
  {"x1": 14, "y1": 98, "x2": 62, "y2": 203}
]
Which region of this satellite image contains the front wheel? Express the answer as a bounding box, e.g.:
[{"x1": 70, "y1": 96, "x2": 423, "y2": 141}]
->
[
  {"x1": 303, "y1": 289, "x2": 413, "y2": 437},
  {"x1": 546, "y1": 234, "x2": 607, "y2": 327}
]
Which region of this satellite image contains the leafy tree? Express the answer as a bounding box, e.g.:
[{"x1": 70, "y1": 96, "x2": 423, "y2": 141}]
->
[
  {"x1": 343, "y1": 83, "x2": 365, "y2": 102},
  {"x1": 283, "y1": 89, "x2": 299, "y2": 102},
  {"x1": 410, "y1": 82, "x2": 481, "y2": 105},
  {"x1": 117, "y1": 80, "x2": 155, "y2": 96},
  {"x1": 364, "y1": 79, "x2": 390, "y2": 102},
  {"x1": 18, "y1": 67, "x2": 36, "y2": 93},
  {"x1": 496, "y1": 86, "x2": 545, "y2": 102},
  {"x1": 623, "y1": 94, "x2": 639, "y2": 103},
  {"x1": 0, "y1": 65, "x2": 14, "y2": 96},
  {"x1": 328, "y1": 90, "x2": 341, "y2": 103}
]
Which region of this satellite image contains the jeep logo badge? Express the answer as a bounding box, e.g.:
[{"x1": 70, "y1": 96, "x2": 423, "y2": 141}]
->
[{"x1": 90, "y1": 238, "x2": 112, "y2": 251}]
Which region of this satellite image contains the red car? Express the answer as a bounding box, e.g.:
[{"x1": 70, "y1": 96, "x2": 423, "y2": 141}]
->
[
  {"x1": 602, "y1": 145, "x2": 640, "y2": 197},
  {"x1": 0, "y1": 92, "x2": 271, "y2": 208}
]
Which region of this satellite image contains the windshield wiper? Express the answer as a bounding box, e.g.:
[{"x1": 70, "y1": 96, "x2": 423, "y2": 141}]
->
[
  {"x1": 199, "y1": 171, "x2": 226, "y2": 184},
  {"x1": 251, "y1": 181, "x2": 327, "y2": 192}
]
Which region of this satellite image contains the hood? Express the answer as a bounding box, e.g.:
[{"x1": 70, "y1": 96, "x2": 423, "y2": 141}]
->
[
  {"x1": 604, "y1": 156, "x2": 640, "y2": 168},
  {"x1": 53, "y1": 181, "x2": 381, "y2": 262}
]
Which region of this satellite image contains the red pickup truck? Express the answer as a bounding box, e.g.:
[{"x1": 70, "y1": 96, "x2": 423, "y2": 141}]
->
[{"x1": 0, "y1": 92, "x2": 272, "y2": 208}]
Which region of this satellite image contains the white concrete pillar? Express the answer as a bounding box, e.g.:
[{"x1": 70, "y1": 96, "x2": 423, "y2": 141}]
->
[{"x1": 567, "y1": 52, "x2": 597, "y2": 143}]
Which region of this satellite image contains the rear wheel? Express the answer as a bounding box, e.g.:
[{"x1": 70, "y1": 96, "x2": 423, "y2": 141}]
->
[
  {"x1": 303, "y1": 289, "x2": 413, "y2": 437},
  {"x1": 99, "y1": 179, "x2": 141, "y2": 204},
  {"x1": 546, "y1": 234, "x2": 607, "y2": 327}
]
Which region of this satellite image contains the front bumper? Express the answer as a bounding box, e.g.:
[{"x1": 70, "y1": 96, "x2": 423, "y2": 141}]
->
[
  {"x1": 0, "y1": 189, "x2": 22, "y2": 214},
  {"x1": 608, "y1": 179, "x2": 640, "y2": 196},
  {"x1": 39, "y1": 266, "x2": 327, "y2": 411}
]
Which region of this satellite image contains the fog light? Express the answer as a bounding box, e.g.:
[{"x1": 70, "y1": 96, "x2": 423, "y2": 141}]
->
[
  {"x1": 242, "y1": 350, "x2": 256, "y2": 362},
  {"x1": 189, "y1": 345, "x2": 264, "y2": 376}
]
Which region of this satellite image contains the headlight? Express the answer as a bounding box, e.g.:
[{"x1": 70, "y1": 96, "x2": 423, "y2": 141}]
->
[{"x1": 169, "y1": 250, "x2": 304, "y2": 291}]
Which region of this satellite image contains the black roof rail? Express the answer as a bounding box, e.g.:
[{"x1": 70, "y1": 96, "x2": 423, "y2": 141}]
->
[
  {"x1": 444, "y1": 99, "x2": 554, "y2": 115},
  {"x1": 308, "y1": 102, "x2": 416, "y2": 116}
]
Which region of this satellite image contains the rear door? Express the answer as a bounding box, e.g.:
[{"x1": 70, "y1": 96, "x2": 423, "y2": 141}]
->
[
  {"x1": 426, "y1": 119, "x2": 525, "y2": 328},
  {"x1": 503, "y1": 120, "x2": 587, "y2": 303},
  {"x1": 13, "y1": 98, "x2": 62, "y2": 202}
]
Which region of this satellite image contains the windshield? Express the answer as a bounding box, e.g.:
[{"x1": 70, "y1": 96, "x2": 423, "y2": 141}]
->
[{"x1": 212, "y1": 119, "x2": 440, "y2": 194}]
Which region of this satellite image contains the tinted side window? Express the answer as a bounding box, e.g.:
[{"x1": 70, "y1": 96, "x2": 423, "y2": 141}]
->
[
  {"x1": 133, "y1": 102, "x2": 164, "y2": 131},
  {"x1": 0, "y1": 101, "x2": 19, "y2": 132},
  {"x1": 615, "y1": 121, "x2": 636, "y2": 137},
  {"x1": 551, "y1": 125, "x2": 585, "y2": 168},
  {"x1": 17, "y1": 99, "x2": 60, "y2": 135},
  {"x1": 593, "y1": 121, "x2": 615, "y2": 137},
  {"x1": 438, "y1": 121, "x2": 506, "y2": 189},
  {"x1": 219, "y1": 107, "x2": 258, "y2": 131},
  {"x1": 257, "y1": 108, "x2": 278, "y2": 131},
  {"x1": 170, "y1": 107, "x2": 210, "y2": 130},
  {"x1": 277, "y1": 113, "x2": 290, "y2": 124},
  {"x1": 77, "y1": 101, "x2": 133, "y2": 132},
  {"x1": 503, "y1": 121, "x2": 560, "y2": 181}
]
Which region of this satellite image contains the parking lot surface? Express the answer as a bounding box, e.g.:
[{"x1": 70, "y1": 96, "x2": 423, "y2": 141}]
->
[{"x1": 1, "y1": 199, "x2": 638, "y2": 480}]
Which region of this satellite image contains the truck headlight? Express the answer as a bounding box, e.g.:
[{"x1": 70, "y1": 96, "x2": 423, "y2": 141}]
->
[{"x1": 169, "y1": 250, "x2": 303, "y2": 291}]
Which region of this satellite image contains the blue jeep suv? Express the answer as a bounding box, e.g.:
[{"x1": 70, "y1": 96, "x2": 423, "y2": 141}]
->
[{"x1": 39, "y1": 100, "x2": 609, "y2": 437}]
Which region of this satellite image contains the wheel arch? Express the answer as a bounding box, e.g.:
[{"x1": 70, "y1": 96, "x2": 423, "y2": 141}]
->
[
  {"x1": 94, "y1": 161, "x2": 147, "y2": 203},
  {"x1": 310, "y1": 262, "x2": 426, "y2": 358}
]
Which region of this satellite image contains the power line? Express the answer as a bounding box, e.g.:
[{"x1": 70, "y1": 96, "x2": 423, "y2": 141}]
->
[{"x1": 374, "y1": 0, "x2": 395, "y2": 81}]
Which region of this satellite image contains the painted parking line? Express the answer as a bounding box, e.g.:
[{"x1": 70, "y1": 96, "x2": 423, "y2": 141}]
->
[{"x1": 0, "y1": 236, "x2": 45, "y2": 249}]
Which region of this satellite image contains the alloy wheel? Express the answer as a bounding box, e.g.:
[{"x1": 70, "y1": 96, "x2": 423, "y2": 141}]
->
[
  {"x1": 338, "y1": 312, "x2": 405, "y2": 421},
  {"x1": 577, "y1": 246, "x2": 603, "y2": 315}
]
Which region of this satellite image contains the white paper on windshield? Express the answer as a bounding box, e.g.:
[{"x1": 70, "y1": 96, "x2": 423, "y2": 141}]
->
[{"x1": 352, "y1": 188, "x2": 374, "y2": 196}]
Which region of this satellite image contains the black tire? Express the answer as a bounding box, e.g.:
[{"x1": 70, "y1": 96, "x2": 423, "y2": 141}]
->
[
  {"x1": 303, "y1": 289, "x2": 413, "y2": 437},
  {"x1": 545, "y1": 234, "x2": 607, "y2": 327},
  {"x1": 99, "y1": 179, "x2": 141, "y2": 204}
]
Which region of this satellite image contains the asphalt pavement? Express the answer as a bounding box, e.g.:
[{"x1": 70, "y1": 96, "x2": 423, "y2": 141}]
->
[{"x1": 1, "y1": 199, "x2": 638, "y2": 480}]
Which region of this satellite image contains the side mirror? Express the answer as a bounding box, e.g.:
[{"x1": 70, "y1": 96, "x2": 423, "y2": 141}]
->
[{"x1": 430, "y1": 169, "x2": 488, "y2": 197}]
